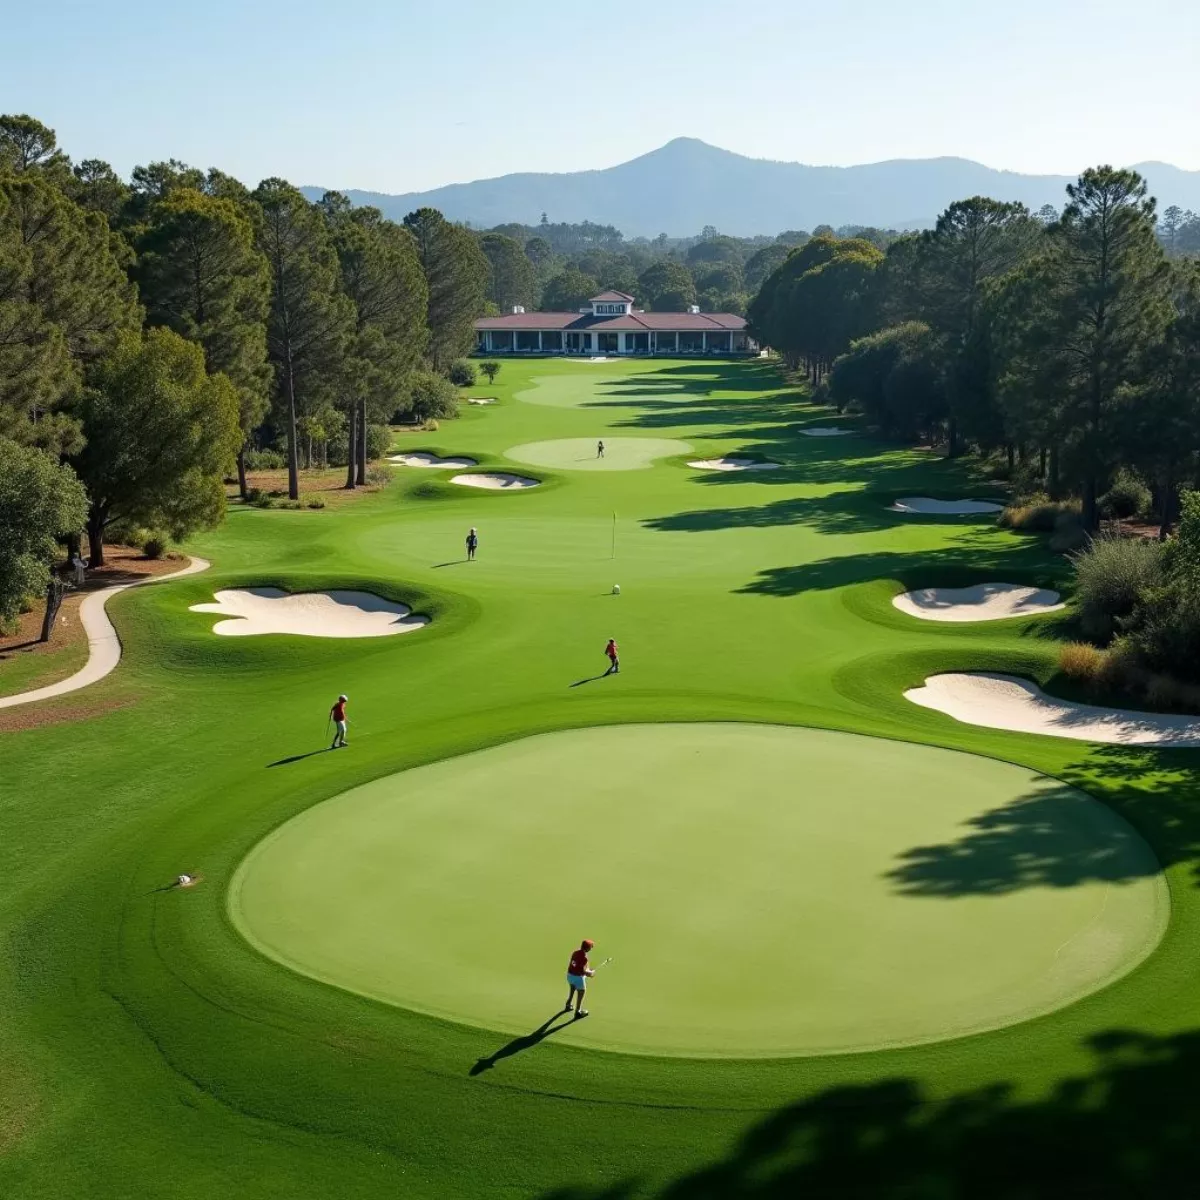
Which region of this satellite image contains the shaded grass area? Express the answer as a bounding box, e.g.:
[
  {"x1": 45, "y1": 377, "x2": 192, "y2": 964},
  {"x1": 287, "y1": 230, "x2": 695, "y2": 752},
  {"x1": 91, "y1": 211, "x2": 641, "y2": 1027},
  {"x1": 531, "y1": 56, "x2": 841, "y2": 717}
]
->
[{"x1": 3, "y1": 357, "x2": 1200, "y2": 1197}]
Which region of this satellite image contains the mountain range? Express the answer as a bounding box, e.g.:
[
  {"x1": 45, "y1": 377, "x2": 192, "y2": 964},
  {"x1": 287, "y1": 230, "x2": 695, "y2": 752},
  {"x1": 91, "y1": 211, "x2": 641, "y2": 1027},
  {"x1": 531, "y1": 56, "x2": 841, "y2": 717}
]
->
[{"x1": 302, "y1": 138, "x2": 1200, "y2": 239}]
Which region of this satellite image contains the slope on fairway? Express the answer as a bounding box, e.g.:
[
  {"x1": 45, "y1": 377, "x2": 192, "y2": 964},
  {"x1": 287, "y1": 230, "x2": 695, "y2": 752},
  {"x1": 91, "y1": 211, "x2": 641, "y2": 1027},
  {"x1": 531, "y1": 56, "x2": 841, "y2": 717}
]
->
[
  {"x1": 231, "y1": 723, "x2": 1166, "y2": 1058},
  {"x1": 505, "y1": 437, "x2": 693, "y2": 471}
]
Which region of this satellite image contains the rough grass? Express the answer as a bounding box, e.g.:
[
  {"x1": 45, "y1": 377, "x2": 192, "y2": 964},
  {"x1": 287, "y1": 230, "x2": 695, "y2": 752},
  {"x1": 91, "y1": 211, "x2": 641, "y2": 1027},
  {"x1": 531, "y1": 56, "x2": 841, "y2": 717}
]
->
[{"x1": 3, "y1": 358, "x2": 1200, "y2": 1198}]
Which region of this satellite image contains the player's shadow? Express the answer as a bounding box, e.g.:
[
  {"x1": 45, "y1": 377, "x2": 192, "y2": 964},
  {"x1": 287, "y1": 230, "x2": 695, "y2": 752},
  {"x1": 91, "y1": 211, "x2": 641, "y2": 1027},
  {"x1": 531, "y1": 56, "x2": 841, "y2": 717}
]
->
[
  {"x1": 469, "y1": 1010, "x2": 575, "y2": 1075},
  {"x1": 267, "y1": 748, "x2": 335, "y2": 767}
]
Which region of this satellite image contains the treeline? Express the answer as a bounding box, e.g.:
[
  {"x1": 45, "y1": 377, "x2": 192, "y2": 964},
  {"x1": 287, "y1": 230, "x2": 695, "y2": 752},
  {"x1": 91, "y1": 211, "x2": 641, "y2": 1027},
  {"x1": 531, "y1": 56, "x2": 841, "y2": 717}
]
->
[
  {"x1": 0, "y1": 112, "x2": 491, "y2": 633},
  {"x1": 473, "y1": 219, "x2": 901, "y2": 318},
  {"x1": 748, "y1": 167, "x2": 1200, "y2": 533}
]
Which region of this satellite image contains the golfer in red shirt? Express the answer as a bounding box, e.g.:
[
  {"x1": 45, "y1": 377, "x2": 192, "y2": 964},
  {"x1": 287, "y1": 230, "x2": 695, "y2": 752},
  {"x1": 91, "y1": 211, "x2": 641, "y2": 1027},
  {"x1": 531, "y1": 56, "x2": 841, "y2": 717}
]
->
[
  {"x1": 329, "y1": 694, "x2": 348, "y2": 749},
  {"x1": 564, "y1": 938, "x2": 596, "y2": 1019},
  {"x1": 604, "y1": 638, "x2": 619, "y2": 675}
]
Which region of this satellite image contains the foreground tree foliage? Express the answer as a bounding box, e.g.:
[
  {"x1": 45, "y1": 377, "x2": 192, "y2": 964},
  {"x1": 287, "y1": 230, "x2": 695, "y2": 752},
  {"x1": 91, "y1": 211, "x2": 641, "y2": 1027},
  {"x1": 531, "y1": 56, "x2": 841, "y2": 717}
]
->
[
  {"x1": 0, "y1": 437, "x2": 88, "y2": 627},
  {"x1": 70, "y1": 328, "x2": 241, "y2": 566}
]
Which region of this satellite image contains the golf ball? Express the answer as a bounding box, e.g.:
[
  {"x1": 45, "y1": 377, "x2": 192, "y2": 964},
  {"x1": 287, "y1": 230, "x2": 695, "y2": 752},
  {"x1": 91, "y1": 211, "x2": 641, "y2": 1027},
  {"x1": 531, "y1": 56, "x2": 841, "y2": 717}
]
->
[{"x1": 612, "y1": 585, "x2": 620, "y2": 595}]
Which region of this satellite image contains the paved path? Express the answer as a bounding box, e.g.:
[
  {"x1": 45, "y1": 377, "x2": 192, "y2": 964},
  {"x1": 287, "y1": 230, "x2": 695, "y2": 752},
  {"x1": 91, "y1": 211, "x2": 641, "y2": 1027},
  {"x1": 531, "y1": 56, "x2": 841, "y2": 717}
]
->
[{"x1": 0, "y1": 556, "x2": 211, "y2": 710}]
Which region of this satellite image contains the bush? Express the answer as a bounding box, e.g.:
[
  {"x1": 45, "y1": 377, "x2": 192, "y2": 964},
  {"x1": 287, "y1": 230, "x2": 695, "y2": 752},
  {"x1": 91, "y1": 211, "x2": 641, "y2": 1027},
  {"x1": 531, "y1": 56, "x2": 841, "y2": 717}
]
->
[
  {"x1": 365, "y1": 423, "x2": 393, "y2": 462},
  {"x1": 305, "y1": 497, "x2": 325, "y2": 510},
  {"x1": 1070, "y1": 533, "x2": 1165, "y2": 642},
  {"x1": 447, "y1": 359, "x2": 477, "y2": 387},
  {"x1": 1049, "y1": 509, "x2": 1088, "y2": 553},
  {"x1": 278, "y1": 500, "x2": 302, "y2": 510},
  {"x1": 1000, "y1": 494, "x2": 1080, "y2": 533},
  {"x1": 247, "y1": 488, "x2": 274, "y2": 509},
  {"x1": 421, "y1": 418, "x2": 440, "y2": 432},
  {"x1": 141, "y1": 534, "x2": 167, "y2": 559},
  {"x1": 1059, "y1": 641, "x2": 1106, "y2": 684},
  {"x1": 243, "y1": 447, "x2": 285, "y2": 471},
  {"x1": 106, "y1": 519, "x2": 153, "y2": 548},
  {"x1": 404, "y1": 371, "x2": 460, "y2": 423},
  {"x1": 366, "y1": 466, "x2": 392, "y2": 487},
  {"x1": 1100, "y1": 469, "x2": 1153, "y2": 521},
  {"x1": 479, "y1": 361, "x2": 501, "y2": 384}
]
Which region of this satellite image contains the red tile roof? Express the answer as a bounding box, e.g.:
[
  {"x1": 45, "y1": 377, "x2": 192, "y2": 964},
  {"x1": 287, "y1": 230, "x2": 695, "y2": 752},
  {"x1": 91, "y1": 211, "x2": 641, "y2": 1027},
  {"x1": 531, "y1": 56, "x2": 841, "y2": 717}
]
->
[
  {"x1": 475, "y1": 311, "x2": 747, "y2": 332},
  {"x1": 589, "y1": 290, "x2": 636, "y2": 302}
]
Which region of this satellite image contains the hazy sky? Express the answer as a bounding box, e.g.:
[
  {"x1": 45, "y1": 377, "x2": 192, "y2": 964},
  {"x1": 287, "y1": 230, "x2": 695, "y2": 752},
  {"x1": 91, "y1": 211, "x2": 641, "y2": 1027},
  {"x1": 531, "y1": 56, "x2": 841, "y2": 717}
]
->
[{"x1": 4, "y1": 0, "x2": 1197, "y2": 192}]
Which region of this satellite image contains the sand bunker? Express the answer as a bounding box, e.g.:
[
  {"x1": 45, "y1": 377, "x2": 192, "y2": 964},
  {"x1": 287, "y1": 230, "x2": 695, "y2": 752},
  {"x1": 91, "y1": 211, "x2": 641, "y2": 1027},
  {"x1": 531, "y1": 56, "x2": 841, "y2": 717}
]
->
[
  {"x1": 467, "y1": 398, "x2": 496, "y2": 406},
  {"x1": 890, "y1": 497, "x2": 1004, "y2": 515},
  {"x1": 688, "y1": 456, "x2": 783, "y2": 471},
  {"x1": 449, "y1": 472, "x2": 540, "y2": 490},
  {"x1": 388, "y1": 452, "x2": 477, "y2": 469},
  {"x1": 893, "y1": 583, "x2": 1064, "y2": 623},
  {"x1": 801, "y1": 427, "x2": 853, "y2": 437},
  {"x1": 907, "y1": 672, "x2": 1200, "y2": 747},
  {"x1": 189, "y1": 588, "x2": 429, "y2": 638}
]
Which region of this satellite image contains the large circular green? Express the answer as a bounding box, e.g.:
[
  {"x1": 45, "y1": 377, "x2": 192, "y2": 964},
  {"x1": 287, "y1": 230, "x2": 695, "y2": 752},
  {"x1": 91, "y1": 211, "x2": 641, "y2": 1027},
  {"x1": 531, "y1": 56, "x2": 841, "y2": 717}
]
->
[
  {"x1": 506, "y1": 437, "x2": 692, "y2": 471},
  {"x1": 230, "y1": 724, "x2": 1167, "y2": 1058}
]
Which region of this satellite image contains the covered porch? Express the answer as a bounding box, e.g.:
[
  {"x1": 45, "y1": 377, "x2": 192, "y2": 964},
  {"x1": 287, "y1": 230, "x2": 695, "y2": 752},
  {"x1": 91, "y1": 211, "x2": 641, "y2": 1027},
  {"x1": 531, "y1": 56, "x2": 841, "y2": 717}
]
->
[{"x1": 476, "y1": 329, "x2": 754, "y2": 355}]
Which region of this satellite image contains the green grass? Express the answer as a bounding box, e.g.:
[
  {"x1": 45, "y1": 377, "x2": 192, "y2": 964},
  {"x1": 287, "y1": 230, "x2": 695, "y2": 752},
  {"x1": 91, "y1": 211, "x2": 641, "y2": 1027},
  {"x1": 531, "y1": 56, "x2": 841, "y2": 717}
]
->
[
  {"x1": 3, "y1": 357, "x2": 1200, "y2": 1197},
  {"x1": 231, "y1": 722, "x2": 1164, "y2": 1059}
]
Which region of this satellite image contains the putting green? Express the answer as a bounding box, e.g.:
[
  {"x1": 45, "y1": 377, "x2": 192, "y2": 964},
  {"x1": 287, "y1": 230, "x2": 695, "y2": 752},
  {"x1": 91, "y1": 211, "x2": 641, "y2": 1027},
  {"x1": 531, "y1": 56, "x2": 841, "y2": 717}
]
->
[
  {"x1": 506, "y1": 437, "x2": 693, "y2": 471},
  {"x1": 230, "y1": 723, "x2": 1166, "y2": 1059}
]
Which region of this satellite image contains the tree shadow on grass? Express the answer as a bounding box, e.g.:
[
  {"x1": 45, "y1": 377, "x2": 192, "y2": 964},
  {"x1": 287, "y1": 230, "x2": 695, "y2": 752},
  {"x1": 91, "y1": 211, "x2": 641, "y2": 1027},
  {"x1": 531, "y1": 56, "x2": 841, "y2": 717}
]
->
[
  {"x1": 539, "y1": 1030, "x2": 1200, "y2": 1197},
  {"x1": 736, "y1": 543, "x2": 1042, "y2": 596},
  {"x1": 885, "y1": 781, "x2": 1162, "y2": 895},
  {"x1": 469, "y1": 1010, "x2": 576, "y2": 1076}
]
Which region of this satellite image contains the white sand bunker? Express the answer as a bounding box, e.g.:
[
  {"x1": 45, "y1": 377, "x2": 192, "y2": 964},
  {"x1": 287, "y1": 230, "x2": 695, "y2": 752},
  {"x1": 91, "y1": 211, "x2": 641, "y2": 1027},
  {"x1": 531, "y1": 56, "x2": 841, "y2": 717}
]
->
[
  {"x1": 893, "y1": 583, "x2": 1064, "y2": 623},
  {"x1": 389, "y1": 452, "x2": 477, "y2": 469},
  {"x1": 907, "y1": 672, "x2": 1200, "y2": 747},
  {"x1": 688, "y1": 456, "x2": 783, "y2": 471},
  {"x1": 467, "y1": 398, "x2": 496, "y2": 406},
  {"x1": 449, "y1": 472, "x2": 540, "y2": 490},
  {"x1": 190, "y1": 588, "x2": 429, "y2": 638},
  {"x1": 802, "y1": 427, "x2": 853, "y2": 437},
  {"x1": 890, "y1": 497, "x2": 1004, "y2": 515}
]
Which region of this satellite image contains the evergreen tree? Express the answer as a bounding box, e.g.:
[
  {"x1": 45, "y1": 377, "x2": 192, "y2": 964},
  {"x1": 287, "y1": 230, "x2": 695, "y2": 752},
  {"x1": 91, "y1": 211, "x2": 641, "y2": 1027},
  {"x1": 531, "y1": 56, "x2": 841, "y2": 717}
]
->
[
  {"x1": 254, "y1": 179, "x2": 354, "y2": 499},
  {"x1": 136, "y1": 187, "x2": 272, "y2": 496},
  {"x1": 479, "y1": 232, "x2": 536, "y2": 312},
  {"x1": 403, "y1": 207, "x2": 487, "y2": 371}
]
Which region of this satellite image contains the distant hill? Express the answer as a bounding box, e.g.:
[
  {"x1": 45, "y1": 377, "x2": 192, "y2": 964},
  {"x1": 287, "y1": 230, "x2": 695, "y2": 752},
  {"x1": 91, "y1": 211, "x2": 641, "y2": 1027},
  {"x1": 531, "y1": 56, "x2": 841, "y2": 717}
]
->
[{"x1": 301, "y1": 139, "x2": 1200, "y2": 238}]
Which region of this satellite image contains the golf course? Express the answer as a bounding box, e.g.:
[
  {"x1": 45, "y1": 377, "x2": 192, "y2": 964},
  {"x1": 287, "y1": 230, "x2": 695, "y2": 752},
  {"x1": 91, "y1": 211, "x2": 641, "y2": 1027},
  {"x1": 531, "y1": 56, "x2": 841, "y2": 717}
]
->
[{"x1": 4, "y1": 357, "x2": 1200, "y2": 1197}]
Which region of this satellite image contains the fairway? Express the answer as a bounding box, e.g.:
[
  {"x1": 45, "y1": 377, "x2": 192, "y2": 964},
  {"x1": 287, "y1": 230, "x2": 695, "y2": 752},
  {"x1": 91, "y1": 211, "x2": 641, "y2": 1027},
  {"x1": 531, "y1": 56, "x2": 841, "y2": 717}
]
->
[
  {"x1": 231, "y1": 723, "x2": 1165, "y2": 1058},
  {"x1": 7, "y1": 356, "x2": 1200, "y2": 1199},
  {"x1": 506, "y1": 436, "x2": 693, "y2": 470}
]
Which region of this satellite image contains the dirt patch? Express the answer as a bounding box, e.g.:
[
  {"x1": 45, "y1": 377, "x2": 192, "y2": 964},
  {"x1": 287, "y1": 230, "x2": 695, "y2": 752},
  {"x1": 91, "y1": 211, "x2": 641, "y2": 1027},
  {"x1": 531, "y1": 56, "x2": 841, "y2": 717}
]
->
[
  {"x1": 1, "y1": 545, "x2": 184, "y2": 666},
  {"x1": 226, "y1": 469, "x2": 383, "y2": 509},
  {"x1": 0, "y1": 694, "x2": 132, "y2": 734}
]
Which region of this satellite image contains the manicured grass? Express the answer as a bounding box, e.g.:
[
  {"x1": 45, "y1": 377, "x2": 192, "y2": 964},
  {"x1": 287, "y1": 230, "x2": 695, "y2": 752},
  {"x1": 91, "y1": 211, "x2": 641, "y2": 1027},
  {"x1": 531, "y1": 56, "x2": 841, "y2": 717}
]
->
[
  {"x1": 231, "y1": 723, "x2": 1164, "y2": 1059},
  {"x1": 3, "y1": 357, "x2": 1200, "y2": 1197}
]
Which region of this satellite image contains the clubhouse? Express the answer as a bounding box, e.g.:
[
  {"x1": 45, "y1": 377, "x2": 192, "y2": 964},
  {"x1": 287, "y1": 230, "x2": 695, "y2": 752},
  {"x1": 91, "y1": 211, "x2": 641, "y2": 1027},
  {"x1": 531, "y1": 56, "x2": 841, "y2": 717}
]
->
[{"x1": 474, "y1": 290, "x2": 756, "y2": 356}]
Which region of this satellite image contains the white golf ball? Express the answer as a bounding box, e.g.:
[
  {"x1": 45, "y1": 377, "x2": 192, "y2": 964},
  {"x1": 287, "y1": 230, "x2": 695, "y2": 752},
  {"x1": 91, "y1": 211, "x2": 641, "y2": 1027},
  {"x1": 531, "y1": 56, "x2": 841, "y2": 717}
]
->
[{"x1": 612, "y1": 584, "x2": 620, "y2": 595}]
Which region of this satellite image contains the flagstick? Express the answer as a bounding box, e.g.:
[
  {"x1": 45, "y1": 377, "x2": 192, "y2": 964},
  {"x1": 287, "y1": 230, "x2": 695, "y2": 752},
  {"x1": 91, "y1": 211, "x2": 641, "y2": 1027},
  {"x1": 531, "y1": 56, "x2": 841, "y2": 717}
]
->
[{"x1": 611, "y1": 511, "x2": 616, "y2": 559}]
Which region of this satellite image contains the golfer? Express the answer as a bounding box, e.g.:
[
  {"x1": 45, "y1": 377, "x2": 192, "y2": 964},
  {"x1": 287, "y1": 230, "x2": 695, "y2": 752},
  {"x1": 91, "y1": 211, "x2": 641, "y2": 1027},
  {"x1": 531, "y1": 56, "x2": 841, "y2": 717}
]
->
[
  {"x1": 466, "y1": 527, "x2": 479, "y2": 561},
  {"x1": 330, "y1": 694, "x2": 349, "y2": 748},
  {"x1": 597, "y1": 439, "x2": 605, "y2": 458},
  {"x1": 565, "y1": 938, "x2": 596, "y2": 1018},
  {"x1": 604, "y1": 638, "x2": 619, "y2": 674}
]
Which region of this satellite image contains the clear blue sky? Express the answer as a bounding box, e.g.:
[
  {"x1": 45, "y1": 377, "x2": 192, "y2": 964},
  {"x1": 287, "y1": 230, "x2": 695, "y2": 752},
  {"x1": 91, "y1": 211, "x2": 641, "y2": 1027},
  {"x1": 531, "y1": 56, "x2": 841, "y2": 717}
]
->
[{"x1": 4, "y1": 0, "x2": 1197, "y2": 192}]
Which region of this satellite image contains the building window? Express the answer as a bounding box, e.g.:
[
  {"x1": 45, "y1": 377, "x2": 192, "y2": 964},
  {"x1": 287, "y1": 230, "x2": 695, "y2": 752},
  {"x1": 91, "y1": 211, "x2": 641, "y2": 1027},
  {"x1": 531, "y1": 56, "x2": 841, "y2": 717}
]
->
[
  {"x1": 597, "y1": 332, "x2": 619, "y2": 353},
  {"x1": 542, "y1": 330, "x2": 563, "y2": 351},
  {"x1": 627, "y1": 332, "x2": 649, "y2": 353},
  {"x1": 491, "y1": 330, "x2": 514, "y2": 350},
  {"x1": 515, "y1": 331, "x2": 540, "y2": 351},
  {"x1": 679, "y1": 331, "x2": 704, "y2": 353}
]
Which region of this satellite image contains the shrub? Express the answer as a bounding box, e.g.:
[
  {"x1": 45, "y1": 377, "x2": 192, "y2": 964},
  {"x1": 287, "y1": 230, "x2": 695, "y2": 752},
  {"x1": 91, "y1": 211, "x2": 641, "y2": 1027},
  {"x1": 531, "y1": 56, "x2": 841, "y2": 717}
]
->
[
  {"x1": 1128, "y1": 585, "x2": 1200, "y2": 684},
  {"x1": 305, "y1": 497, "x2": 326, "y2": 510},
  {"x1": 248, "y1": 489, "x2": 274, "y2": 509},
  {"x1": 141, "y1": 534, "x2": 167, "y2": 559},
  {"x1": 1059, "y1": 641, "x2": 1106, "y2": 684},
  {"x1": 1049, "y1": 509, "x2": 1088, "y2": 553},
  {"x1": 244, "y1": 447, "x2": 285, "y2": 471},
  {"x1": 1100, "y1": 469, "x2": 1153, "y2": 521},
  {"x1": 278, "y1": 500, "x2": 302, "y2": 510},
  {"x1": 1000, "y1": 494, "x2": 1080, "y2": 533},
  {"x1": 106, "y1": 519, "x2": 152, "y2": 547},
  {"x1": 366, "y1": 466, "x2": 391, "y2": 487},
  {"x1": 479, "y1": 360, "x2": 500, "y2": 384},
  {"x1": 365, "y1": 423, "x2": 393, "y2": 462},
  {"x1": 447, "y1": 359, "x2": 477, "y2": 387},
  {"x1": 421, "y1": 418, "x2": 440, "y2": 432},
  {"x1": 1069, "y1": 533, "x2": 1165, "y2": 642},
  {"x1": 405, "y1": 371, "x2": 460, "y2": 423}
]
